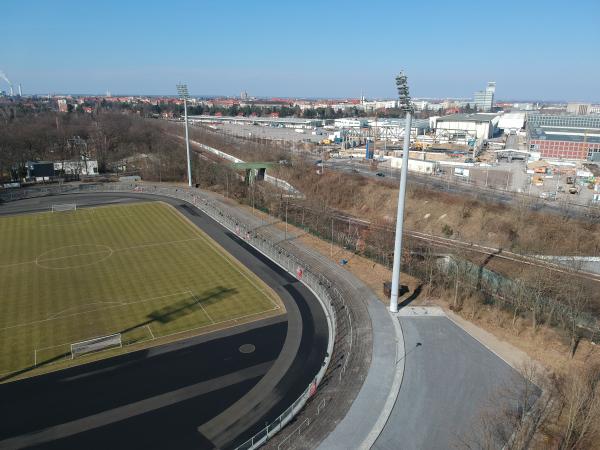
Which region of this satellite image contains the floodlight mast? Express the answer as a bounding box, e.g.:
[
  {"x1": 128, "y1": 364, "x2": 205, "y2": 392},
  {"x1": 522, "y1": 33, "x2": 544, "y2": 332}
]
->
[
  {"x1": 390, "y1": 72, "x2": 414, "y2": 313},
  {"x1": 177, "y1": 83, "x2": 193, "y2": 187}
]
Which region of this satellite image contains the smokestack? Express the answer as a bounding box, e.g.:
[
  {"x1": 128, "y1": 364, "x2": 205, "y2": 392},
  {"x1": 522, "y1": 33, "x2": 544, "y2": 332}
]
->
[
  {"x1": 0, "y1": 70, "x2": 13, "y2": 96},
  {"x1": 18, "y1": 84, "x2": 22, "y2": 96}
]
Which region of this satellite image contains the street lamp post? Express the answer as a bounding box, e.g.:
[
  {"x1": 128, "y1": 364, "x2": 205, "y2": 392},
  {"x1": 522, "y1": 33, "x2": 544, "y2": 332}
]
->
[
  {"x1": 177, "y1": 83, "x2": 193, "y2": 187},
  {"x1": 390, "y1": 71, "x2": 414, "y2": 313}
]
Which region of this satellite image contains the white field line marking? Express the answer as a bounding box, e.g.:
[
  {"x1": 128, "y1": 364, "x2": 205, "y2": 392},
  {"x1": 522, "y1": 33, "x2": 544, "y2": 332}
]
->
[
  {"x1": 150, "y1": 305, "x2": 280, "y2": 341},
  {"x1": 17, "y1": 303, "x2": 281, "y2": 378},
  {"x1": 0, "y1": 291, "x2": 191, "y2": 332},
  {"x1": 24, "y1": 308, "x2": 278, "y2": 377},
  {"x1": 112, "y1": 237, "x2": 203, "y2": 253},
  {"x1": 37, "y1": 249, "x2": 112, "y2": 264},
  {"x1": 146, "y1": 325, "x2": 155, "y2": 340},
  {"x1": 33, "y1": 300, "x2": 278, "y2": 361},
  {"x1": 0, "y1": 260, "x2": 36, "y2": 269},
  {"x1": 31, "y1": 347, "x2": 70, "y2": 367},
  {"x1": 191, "y1": 292, "x2": 215, "y2": 324},
  {"x1": 39, "y1": 219, "x2": 92, "y2": 228},
  {"x1": 0, "y1": 237, "x2": 202, "y2": 269},
  {"x1": 46, "y1": 301, "x2": 126, "y2": 320},
  {"x1": 0, "y1": 236, "x2": 202, "y2": 271},
  {"x1": 32, "y1": 345, "x2": 104, "y2": 369},
  {"x1": 0, "y1": 249, "x2": 110, "y2": 270},
  {"x1": 2, "y1": 205, "x2": 280, "y2": 368}
]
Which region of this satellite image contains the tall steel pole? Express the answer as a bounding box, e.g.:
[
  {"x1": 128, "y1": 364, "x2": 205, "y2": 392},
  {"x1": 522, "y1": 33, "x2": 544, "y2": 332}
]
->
[
  {"x1": 183, "y1": 98, "x2": 192, "y2": 187},
  {"x1": 177, "y1": 83, "x2": 193, "y2": 187},
  {"x1": 390, "y1": 72, "x2": 413, "y2": 313}
]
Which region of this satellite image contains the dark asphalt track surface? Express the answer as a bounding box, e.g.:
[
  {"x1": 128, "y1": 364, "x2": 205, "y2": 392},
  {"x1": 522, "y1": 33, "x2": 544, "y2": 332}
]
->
[{"x1": 0, "y1": 193, "x2": 329, "y2": 450}]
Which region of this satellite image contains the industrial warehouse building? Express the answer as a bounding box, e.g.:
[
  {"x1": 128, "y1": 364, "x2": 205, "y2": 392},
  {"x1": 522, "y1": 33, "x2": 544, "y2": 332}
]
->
[
  {"x1": 497, "y1": 112, "x2": 526, "y2": 134},
  {"x1": 432, "y1": 113, "x2": 499, "y2": 144},
  {"x1": 527, "y1": 114, "x2": 600, "y2": 161},
  {"x1": 334, "y1": 117, "x2": 429, "y2": 140},
  {"x1": 187, "y1": 115, "x2": 324, "y2": 129}
]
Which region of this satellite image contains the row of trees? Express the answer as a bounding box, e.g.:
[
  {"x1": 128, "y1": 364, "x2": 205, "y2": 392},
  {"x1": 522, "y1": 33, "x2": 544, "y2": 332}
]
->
[
  {"x1": 157, "y1": 102, "x2": 364, "y2": 119},
  {"x1": 1, "y1": 96, "x2": 459, "y2": 125},
  {"x1": 0, "y1": 111, "x2": 186, "y2": 182}
]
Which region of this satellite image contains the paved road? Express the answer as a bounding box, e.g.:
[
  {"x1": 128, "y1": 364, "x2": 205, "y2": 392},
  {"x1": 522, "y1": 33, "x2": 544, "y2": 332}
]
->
[
  {"x1": 0, "y1": 194, "x2": 329, "y2": 450},
  {"x1": 374, "y1": 315, "x2": 536, "y2": 450}
]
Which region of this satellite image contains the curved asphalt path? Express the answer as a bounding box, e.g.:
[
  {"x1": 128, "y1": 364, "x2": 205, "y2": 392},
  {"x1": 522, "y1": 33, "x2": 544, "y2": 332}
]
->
[
  {"x1": 0, "y1": 193, "x2": 329, "y2": 450},
  {"x1": 374, "y1": 314, "x2": 539, "y2": 450}
]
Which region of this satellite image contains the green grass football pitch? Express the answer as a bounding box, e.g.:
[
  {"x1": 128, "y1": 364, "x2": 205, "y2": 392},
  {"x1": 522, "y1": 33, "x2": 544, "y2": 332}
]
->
[{"x1": 0, "y1": 201, "x2": 283, "y2": 378}]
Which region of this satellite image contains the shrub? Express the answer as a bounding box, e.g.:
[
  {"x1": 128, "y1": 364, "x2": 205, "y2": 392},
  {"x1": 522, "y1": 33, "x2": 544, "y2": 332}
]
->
[{"x1": 442, "y1": 224, "x2": 454, "y2": 237}]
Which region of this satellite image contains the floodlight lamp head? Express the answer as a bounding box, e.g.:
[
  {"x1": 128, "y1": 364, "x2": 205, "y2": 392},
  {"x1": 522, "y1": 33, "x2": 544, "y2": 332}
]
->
[
  {"x1": 395, "y1": 71, "x2": 413, "y2": 113},
  {"x1": 176, "y1": 83, "x2": 189, "y2": 99}
]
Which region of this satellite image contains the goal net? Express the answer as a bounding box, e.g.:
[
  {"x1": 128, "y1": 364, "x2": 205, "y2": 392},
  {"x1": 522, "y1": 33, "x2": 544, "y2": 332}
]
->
[
  {"x1": 71, "y1": 333, "x2": 122, "y2": 359},
  {"x1": 52, "y1": 203, "x2": 77, "y2": 212}
]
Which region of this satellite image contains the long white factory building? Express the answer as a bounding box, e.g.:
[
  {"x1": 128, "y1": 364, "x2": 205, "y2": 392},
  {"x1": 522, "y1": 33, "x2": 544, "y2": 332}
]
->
[
  {"x1": 187, "y1": 115, "x2": 324, "y2": 129},
  {"x1": 430, "y1": 113, "x2": 501, "y2": 145}
]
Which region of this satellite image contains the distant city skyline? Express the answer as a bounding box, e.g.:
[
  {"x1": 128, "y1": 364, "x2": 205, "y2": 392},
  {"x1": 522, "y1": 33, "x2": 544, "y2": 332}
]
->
[
  {"x1": 6, "y1": 92, "x2": 588, "y2": 105},
  {"x1": 1, "y1": 0, "x2": 599, "y2": 102}
]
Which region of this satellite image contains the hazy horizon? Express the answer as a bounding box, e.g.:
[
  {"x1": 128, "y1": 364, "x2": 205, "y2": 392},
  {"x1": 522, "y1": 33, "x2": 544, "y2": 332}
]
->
[
  {"x1": 16, "y1": 93, "x2": 587, "y2": 105},
  {"x1": 2, "y1": 0, "x2": 599, "y2": 102}
]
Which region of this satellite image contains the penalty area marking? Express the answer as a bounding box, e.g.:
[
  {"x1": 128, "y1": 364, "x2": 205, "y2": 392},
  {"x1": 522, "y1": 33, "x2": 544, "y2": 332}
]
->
[
  {"x1": 1, "y1": 291, "x2": 193, "y2": 332},
  {"x1": 154, "y1": 303, "x2": 281, "y2": 341},
  {"x1": 45, "y1": 300, "x2": 126, "y2": 320},
  {"x1": 191, "y1": 291, "x2": 215, "y2": 324},
  {"x1": 26, "y1": 301, "x2": 280, "y2": 376},
  {"x1": 147, "y1": 325, "x2": 155, "y2": 340}
]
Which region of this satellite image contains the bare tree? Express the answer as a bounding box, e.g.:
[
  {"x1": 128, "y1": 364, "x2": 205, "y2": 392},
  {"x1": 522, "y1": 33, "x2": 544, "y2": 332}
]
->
[
  {"x1": 552, "y1": 362, "x2": 600, "y2": 449},
  {"x1": 458, "y1": 362, "x2": 545, "y2": 450}
]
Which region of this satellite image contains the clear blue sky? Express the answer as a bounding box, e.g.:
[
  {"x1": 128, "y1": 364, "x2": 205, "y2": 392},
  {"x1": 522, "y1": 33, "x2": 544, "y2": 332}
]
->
[{"x1": 1, "y1": 0, "x2": 599, "y2": 101}]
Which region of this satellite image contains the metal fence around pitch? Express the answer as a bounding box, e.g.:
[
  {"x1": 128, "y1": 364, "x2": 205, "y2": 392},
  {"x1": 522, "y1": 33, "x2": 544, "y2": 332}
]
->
[{"x1": 29, "y1": 182, "x2": 353, "y2": 450}]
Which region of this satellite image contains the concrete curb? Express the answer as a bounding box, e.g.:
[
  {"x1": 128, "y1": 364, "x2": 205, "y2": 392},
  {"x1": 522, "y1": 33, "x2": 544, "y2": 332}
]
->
[
  {"x1": 359, "y1": 311, "x2": 405, "y2": 450},
  {"x1": 317, "y1": 297, "x2": 405, "y2": 450}
]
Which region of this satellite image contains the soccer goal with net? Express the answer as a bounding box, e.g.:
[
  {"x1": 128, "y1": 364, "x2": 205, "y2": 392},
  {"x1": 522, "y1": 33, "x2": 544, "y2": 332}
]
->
[
  {"x1": 52, "y1": 203, "x2": 77, "y2": 212},
  {"x1": 70, "y1": 333, "x2": 122, "y2": 359}
]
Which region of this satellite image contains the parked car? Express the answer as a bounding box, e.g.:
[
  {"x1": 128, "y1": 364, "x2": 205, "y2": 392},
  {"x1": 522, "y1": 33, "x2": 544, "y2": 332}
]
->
[
  {"x1": 376, "y1": 172, "x2": 385, "y2": 177},
  {"x1": 540, "y1": 192, "x2": 556, "y2": 200}
]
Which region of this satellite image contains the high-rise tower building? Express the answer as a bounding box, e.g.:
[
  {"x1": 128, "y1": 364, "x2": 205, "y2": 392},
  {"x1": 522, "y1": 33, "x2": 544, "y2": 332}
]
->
[{"x1": 474, "y1": 81, "x2": 495, "y2": 112}]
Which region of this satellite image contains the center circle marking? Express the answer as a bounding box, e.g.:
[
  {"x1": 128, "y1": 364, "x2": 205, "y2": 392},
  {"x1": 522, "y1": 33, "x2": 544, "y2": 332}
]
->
[{"x1": 36, "y1": 244, "x2": 114, "y2": 270}]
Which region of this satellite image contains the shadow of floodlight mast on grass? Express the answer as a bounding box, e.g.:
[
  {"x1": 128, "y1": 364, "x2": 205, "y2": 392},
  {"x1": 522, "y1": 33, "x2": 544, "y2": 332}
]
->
[{"x1": 0, "y1": 286, "x2": 237, "y2": 383}]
